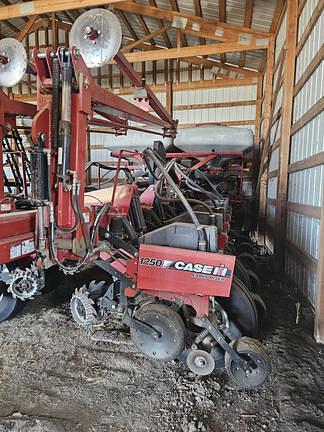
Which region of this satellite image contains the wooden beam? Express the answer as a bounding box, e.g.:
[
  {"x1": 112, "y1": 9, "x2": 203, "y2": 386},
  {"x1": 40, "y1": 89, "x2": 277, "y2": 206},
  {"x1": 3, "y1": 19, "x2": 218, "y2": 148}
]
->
[
  {"x1": 178, "y1": 120, "x2": 255, "y2": 128},
  {"x1": 291, "y1": 97, "x2": 324, "y2": 136},
  {"x1": 119, "y1": 40, "x2": 269, "y2": 63},
  {"x1": 193, "y1": 0, "x2": 206, "y2": 45},
  {"x1": 239, "y1": 0, "x2": 254, "y2": 67},
  {"x1": 219, "y1": 0, "x2": 226, "y2": 63},
  {"x1": 0, "y1": 0, "x2": 123, "y2": 19},
  {"x1": 148, "y1": 0, "x2": 172, "y2": 48},
  {"x1": 113, "y1": 1, "x2": 270, "y2": 42},
  {"x1": 258, "y1": 36, "x2": 275, "y2": 221},
  {"x1": 16, "y1": 15, "x2": 38, "y2": 42},
  {"x1": 288, "y1": 152, "x2": 324, "y2": 174},
  {"x1": 13, "y1": 76, "x2": 257, "y2": 102},
  {"x1": 294, "y1": 45, "x2": 324, "y2": 97},
  {"x1": 286, "y1": 202, "x2": 321, "y2": 220},
  {"x1": 173, "y1": 99, "x2": 256, "y2": 111},
  {"x1": 169, "y1": 0, "x2": 188, "y2": 47},
  {"x1": 274, "y1": 0, "x2": 298, "y2": 271},
  {"x1": 166, "y1": 81, "x2": 173, "y2": 116},
  {"x1": 122, "y1": 25, "x2": 171, "y2": 53},
  {"x1": 296, "y1": 0, "x2": 324, "y2": 57}
]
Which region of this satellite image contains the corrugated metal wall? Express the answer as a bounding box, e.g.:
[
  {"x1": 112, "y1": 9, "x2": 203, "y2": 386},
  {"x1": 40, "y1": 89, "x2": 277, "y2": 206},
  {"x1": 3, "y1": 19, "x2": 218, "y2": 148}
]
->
[
  {"x1": 261, "y1": 0, "x2": 323, "y2": 310},
  {"x1": 284, "y1": 1, "x2": 324, "y2": 307}
]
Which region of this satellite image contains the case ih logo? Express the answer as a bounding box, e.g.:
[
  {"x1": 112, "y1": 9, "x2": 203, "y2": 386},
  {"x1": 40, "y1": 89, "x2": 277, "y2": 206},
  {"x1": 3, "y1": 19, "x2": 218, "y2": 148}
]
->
[
  {"x1": 169, "y1": 261, "x2": 232, "y2": 278},
  {"x1": 139, "y1": 257, "x2": 232, "y2": 279}
]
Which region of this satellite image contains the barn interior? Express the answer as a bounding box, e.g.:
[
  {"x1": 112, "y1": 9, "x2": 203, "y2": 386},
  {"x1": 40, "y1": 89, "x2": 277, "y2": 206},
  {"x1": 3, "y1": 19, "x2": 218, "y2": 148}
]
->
[{"x1": 0, "y1": 1, "x2": 323, "y2": 432}]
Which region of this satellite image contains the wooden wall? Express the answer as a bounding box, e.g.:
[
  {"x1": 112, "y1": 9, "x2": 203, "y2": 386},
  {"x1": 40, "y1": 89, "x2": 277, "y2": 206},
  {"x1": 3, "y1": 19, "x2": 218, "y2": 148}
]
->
[{"x1": 257, "y1": 0, "x2": 324, "y2": 342}]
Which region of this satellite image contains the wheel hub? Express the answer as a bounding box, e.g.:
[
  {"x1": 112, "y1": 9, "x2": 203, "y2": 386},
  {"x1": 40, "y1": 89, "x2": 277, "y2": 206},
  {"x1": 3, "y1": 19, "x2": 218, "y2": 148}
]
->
[{"x1": 187, "y1": 349, "x2": 215, "y2": 376}]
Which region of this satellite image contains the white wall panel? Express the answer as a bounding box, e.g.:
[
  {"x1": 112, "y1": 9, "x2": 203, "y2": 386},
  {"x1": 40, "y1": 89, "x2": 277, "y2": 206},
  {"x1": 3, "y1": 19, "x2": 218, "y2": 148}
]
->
[
  {"x1": 267, "y1": 176, "x2": 278, "y2": 199},
  {"x1": 275, "y1": 10, "x2": 287, "y2": 61},
  {"x1": 290, "y1": 111, "x2": 324, "y2": 163},
  {"x1": 269, "y1": 147, "x2": 279, "y2": 172},
  {"x1": 295, "y1": 11, "x2": 324, "y2": 81},
  {"x1": 293, "y1": 62, "x2": 324, "y2": 122},
  {"x1": 298, "y1": 0, "x2": 320, "y2": 42},
  {"x1": 270, "y1": 117, "x2": 281, "y2": 145},
  {"x1": 288, "y1": 166, "x2": 324, "y2": 207},
  {"x1": 286, "y1": 210, "x2": 320, "y2": 260},
  {"x1": 265, "y1": 233, "x2": 274, "y2": 253},
  {"x1": 285, "y1": 252, "x2": 317, "y2": 306},
  {"x1": 266, "y1": 203, "x2": 276, "y2": 225}
]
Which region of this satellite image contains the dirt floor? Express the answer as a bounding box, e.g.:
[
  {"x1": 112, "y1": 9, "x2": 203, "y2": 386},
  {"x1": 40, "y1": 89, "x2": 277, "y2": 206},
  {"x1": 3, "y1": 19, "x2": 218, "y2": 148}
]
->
[{"x1": 0, "y1": 266, "x2": 323, "y2": 432}]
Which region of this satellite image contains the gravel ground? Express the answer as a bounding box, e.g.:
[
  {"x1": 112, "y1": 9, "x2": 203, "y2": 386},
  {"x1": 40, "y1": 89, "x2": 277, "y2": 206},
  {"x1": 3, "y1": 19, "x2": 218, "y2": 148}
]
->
[{"x1": 0, "y1": 267, "x2": 323, "y2": 432}]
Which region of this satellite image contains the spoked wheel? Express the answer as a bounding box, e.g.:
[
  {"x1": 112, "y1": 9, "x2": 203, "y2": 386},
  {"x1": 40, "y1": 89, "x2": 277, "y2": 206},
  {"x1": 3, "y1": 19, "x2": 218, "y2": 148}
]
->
[
  {"x1": 0, "y1": 284, "x2": 23, "y2": 323},
  {"x1": 217, "y1": 276, "x2": 259, "y2": 337},
  {"x1": 225, "y1": 337, "x2": 271, "y2": 389},
  {"x1": 130, "y1": 302, "x2": 185, "y2": 362}
]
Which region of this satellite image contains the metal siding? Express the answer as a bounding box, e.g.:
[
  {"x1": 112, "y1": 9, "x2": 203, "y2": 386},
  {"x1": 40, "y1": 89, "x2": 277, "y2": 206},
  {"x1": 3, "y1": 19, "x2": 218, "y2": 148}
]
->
[
  {"x1": 285, "y1": 251, "x2": 317, "y2": 306},
  {"x1": 266, "y1": 203, "x2": 276, "y2": 225},
  {"x1": 298, "y1": 0, "x2": 320, "y2": 42},
  {"x1": 269, "y1": 147, "x2": 279, "y2": 172},
  {"x1": 286, "y1": 210, "x2": 320, "y2": 260},
  {"x1": 290, "y1": 111, "x2": 324, "y2": 163},
  {"x1": 275, "y1": 10, "x2": 287, "y2": 61},
  {"x1": 296, "y1": 11, "x2": 324, "y2": 82},
  {"x1": 267, "y1": 176, "x2": 278, "y2": 199},
  {"x1": 288, "y1": 166, "x2": 324, "y2": 207},
  {"x1": 293, "y1": 62, "x2": 324, "y2": 122}
]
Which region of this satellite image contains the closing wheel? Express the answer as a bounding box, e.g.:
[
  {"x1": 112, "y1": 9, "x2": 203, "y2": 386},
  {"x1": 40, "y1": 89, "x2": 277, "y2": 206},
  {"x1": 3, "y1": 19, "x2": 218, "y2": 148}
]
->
[
  {"x1": 131, "y1": 303, "x2": 185, "y2": 362},
  {"x1": 216, "y1": 276, "x2": 259, "y2": 337},
  {"x1": 0, "y1": 284, "x2": 23, "y2": 322},
  {"x1": 187, "y1": 349, "x2": 215, "y2": 376},
  {"x1": 225, "y1": 337, "x2": 271, "y2": 389}
]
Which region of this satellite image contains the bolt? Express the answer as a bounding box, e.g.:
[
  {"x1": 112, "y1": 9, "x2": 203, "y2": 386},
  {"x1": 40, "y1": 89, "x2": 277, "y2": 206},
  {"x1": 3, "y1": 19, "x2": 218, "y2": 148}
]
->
[{"x1": 84, "y1": 77, "x2": 90, "y2": 89}]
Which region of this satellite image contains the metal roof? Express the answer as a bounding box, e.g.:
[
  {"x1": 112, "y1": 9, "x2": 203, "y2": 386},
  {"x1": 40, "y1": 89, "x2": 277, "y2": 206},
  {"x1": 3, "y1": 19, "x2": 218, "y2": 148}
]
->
[{"x1": 0, "y1": 0, "x2": 278, "y2": 71}]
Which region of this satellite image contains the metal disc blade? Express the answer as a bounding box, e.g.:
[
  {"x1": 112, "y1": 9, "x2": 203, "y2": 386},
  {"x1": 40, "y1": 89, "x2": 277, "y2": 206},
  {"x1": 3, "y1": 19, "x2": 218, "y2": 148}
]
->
[
  {"x1": 0, "y1": 38, "x2": 27, "y2": 87},
  {"x1": 69, "y1": 9, "x2": 122, "y2": 68}
]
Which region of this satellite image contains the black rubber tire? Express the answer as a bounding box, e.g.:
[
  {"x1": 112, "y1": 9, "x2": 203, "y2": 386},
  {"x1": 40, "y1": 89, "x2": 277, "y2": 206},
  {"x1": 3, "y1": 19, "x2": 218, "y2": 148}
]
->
[
  {"x1": 131, "y1": 302, "x2": 186, "y2": 362},
  {"x1": 246, "y1": 269, "x2": 261, "y2": 292},
  {"x1": 225, "y1": 336, "x2": 271, "y2": 389},
  {"x1": 217, "y1": 276, "x2": 259, "y2": 337},
  {"x1": 234, "y1": 259, "x2": 252, "y2": 290},
  {"x1": 235, "y1": 242, "x2": 254, "y2": 256},
  {"x1": 237, "y1": 252, "x2": 257, "y2": 272},
  {"x1": 251, "y1": 292, "x2": 267, "y2": 322},
  {"x1": 0, "y1": 286, "x2": 23, "y2": 323}
]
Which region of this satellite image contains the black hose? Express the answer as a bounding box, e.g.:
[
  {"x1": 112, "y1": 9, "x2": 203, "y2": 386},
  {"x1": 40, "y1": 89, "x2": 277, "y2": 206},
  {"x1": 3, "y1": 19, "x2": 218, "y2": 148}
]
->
[{"x1": 143, "y1": 148, "x2": 207, "y2": 250}]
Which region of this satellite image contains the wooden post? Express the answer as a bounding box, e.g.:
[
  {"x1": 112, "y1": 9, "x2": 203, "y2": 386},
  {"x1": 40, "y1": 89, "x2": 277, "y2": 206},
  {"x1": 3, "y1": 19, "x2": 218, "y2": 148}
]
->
[
  {"x1": 51, "y1": 13, "x2": 57, "y2": 50},
  {"x1": 166, "y1": 81, "x2": 173, "y2": 117},
  {"x1": 274, "y1": 0, "x2": 298, "y2": 271},
  {"x1": 258, "y1": 36, "x2": 274, "y2": 222},
  {"x1": 315, "y1": 192, "x2": 324, "y2": 342}
]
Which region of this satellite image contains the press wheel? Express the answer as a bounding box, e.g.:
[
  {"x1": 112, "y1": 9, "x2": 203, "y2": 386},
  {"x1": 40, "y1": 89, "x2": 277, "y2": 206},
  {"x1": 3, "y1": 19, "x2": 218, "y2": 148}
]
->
[{"x1": 225, "y1": 337, "x2": 271, "y2": 389}]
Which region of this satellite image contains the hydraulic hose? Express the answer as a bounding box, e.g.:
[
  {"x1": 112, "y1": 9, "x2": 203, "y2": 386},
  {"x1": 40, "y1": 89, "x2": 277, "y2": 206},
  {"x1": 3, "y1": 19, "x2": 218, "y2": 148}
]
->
[{"x1": 143, "y1": 148, "x2": 207, "y2": 251}]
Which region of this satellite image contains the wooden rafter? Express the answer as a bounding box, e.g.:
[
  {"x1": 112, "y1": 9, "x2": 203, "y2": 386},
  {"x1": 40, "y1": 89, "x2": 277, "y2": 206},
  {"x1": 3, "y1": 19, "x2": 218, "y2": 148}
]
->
[
  {"x1": 116, "y1": 39, "x2": 269, "y2": 63},
  {"x1": 193, "y1": 0, "x2": 205, "y2": 45},
  {"x1": 169, "y1": 0, "x2": 187, "y2": 47},
  {"x1": 116, "y1": 10, "x2": 138, "y2": 41},
  {"x1": 148, "y1": 0, "x2": 172, "y2": 48},
  {"x1": 122, "y1": 25, "x2": 171, "y2": 53},
  {"x1": 16, "y1": 15, "x2": 39, "y2": 42},
  {"x1": 112, "y1": 2, "x2": 270, "y2": 42},
  {"x1": 239, "y1": 0, "x2": 254, "y2": 67},
  {"x1": 0, "y1": 0, "x2": 124, "y2": 20}
]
